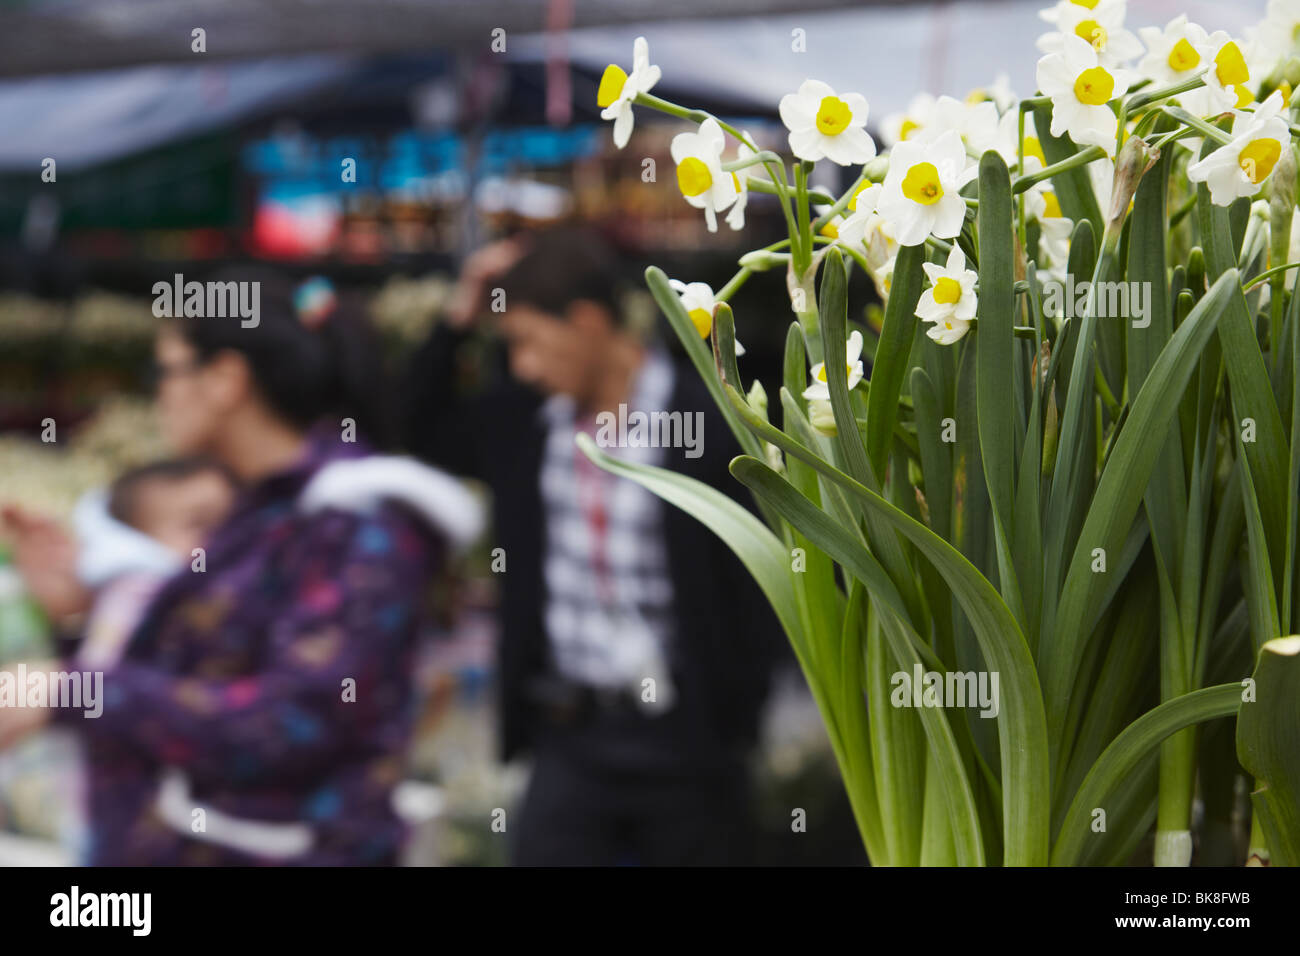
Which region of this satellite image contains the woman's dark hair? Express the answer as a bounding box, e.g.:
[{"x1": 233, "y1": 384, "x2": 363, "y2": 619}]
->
[{"x1": 172, "y1": 268, "x2": 392, "y2": 447}]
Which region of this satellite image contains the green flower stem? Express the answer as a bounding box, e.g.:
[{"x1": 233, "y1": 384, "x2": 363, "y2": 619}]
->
[
  {"x1": 1243, "y1": 260, "x2": 1300, "y2": 293},
  {"x1": 794, "y1": 161, "x2": 814, "y2": 275},
  {"x1": 1011, "y1": 146, "x2": 1108, "y2": 194},
  {"x1": 1018, "y1": 107, "x2": 1028, "y2": 251},
  {"x1": 971, "y1": 318, "x2": 1039, "y2": 339},
  {"x1": 1169, "y1": 189, "x2": 1199, "y2": 227},
  {"x1": 841, "y1": 243, "x2": 871, "y2": 275},
  {"x1": 1237, "y1": 202, "x2": 1271, "y2": 273},
  {"x1": 716, "y1": 267, "x2": 753, "y2": 302},
  {"x1": 1094, "y1": 355, "x2": 1121, "y2": 418},
  {"x1": 633, "y1": 90, "x2": 803, "y2": 253},
  {"x1": 1125, "y1": 71, "x2": 1208, "y2": 111},
  {"x1": 1150, "y1": 124, "x2": 1201, "y2": 153},
  {"x1": 721, "y1": 150, "x2": 783, "y2": 172},
  {"x1": 746, "y1": 178, "x2": 834, "y2": 205},
  {"x1": 1162, "y1": 106, "x2": 1234, "y2": 145},
  {"x1": 925, "y1": 235, "x2": 954, "y2": 257},
  {"x1": 811, "y1": 161, "x2": 883, "y2": 234},
  {"x1": 633, "y1": 91, "x2": 754, "y2": 148}
]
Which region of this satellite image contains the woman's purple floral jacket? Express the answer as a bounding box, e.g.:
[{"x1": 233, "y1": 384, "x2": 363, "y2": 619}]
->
[{"x1": 56, "y1": 430, "x2": 461, "y2": 865}]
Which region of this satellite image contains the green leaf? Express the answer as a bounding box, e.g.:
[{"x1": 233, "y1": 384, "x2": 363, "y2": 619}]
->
[
  {"x1": 1237, "y1": 636, "x2": 1300, "y2": 867},
  {"x1": 1126, "y1": 120, "x2": 1186, "y2": 581},
  {"x1": 730, "y1": 455, "x2": 1049, "y2": 864},
  {"x1": 975, "y1": 150, "x2": 1024, "y2": 627},
  {"x1": 864, "y1": 242, "x2": 926, "y2": 478},
  {"x1": 819, "y1": 247, "x2": 876, "y2": 488},
  {"x1": 1043, "y1": 270, "x2": 1242, "y2": 766},
  {"x1": 1052, "y1": 683, "x2": 1242, "y2": 865},
  {"x1": 574, "y1": 434, "x2": 798, "y2": 638},
  {"x1": 731, "y1": 455, "x2": 985, "y2": 865},
  {"x1": 1030, "y1": 103, "x2": 1103, "y2": 235}
]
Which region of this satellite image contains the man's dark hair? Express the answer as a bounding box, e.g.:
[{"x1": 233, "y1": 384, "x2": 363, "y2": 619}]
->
[
  {"x1": 496, "y1": 226, "x2": 626, "y2": 324},
  {"x1": 108, "y1": 458, "x2": 234, "y2": 529}
]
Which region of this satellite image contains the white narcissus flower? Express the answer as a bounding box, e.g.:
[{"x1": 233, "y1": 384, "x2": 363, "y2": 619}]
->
[
  {"x1": 1187, "y1": 91, "x2": 1291, "y2": 206},
  {"x1": 916, "y1": 245, "x2": 978, "y2": 328},
  {"x1": 596, "y1": 37, "x2": 661, "y2": 149},
  {"x1": 1025, "y1": 185, "x2": 1074, "y2": 278},
  {"x1": 1036, "y1": 0, "x2": 1144, "y2": 69},
  {"x1": 917, "y1": 245, "x2": 976, "y2": 345},
  {"x1": 834, "y1": 181, "x2": 880, "y2": 247},
  {"x1": 836, "y1": 183, "x2": 901, "y2": 301},
  {"x1": 924, "y1": 96, "x2": 1002, "y2": 156},
  {"x1": 995, "y1": 109, "x2": 1048, "y2": 172},
  {"x1": 802, "y1": 330, "x2": 865, "y2": 402},
  {"x1": 1179, "y1": 34, "x2": 1253, "y2": 117},
  {"x1": 881, "y1": 92, "x2": 937, "y2": 148},
  {"x1": 1137, "y1": 16, "x2": 1214, "y2": 88},
  {"x1": 926, "y1": 315, "x2": 973, "y2": 345},
  {"x1": 779, "y1": 79, "x2": 877, "y2": 166},
  {"x1": 670, "y1": 118, "x2": 738, "y2": 233},
  {"x1": 1246, "y1": 0, "x2": 1300, "y2": 76},
  {"x1": 1038, "y1": 0, "x2": 1126, "y2": 28},
  {"x1": 1088, "y1": 154, "x2": 1116, "y2": 219},
  {"x1": 876, "y1": 130, "x2": 976, "y2": 247},
  {"x1": 1036, "y1": 35, "x2": 1134, "y2": 149},
  {"x1": 965, "y1": 73, "x2": 1018, "y2": 113},
  {"x1": 668, "y1": 278, "x2": 744, "y2": 354},
  {"x1": 726, "y1": 137, "x2": 757, "y2": 231},
  {"x1": 871, "y1": 255, "x2": 898, "y2": 303}
]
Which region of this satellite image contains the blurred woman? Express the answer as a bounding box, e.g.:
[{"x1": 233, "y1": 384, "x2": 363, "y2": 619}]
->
[{"x1": 1, "y1": 271, "x2": 481, "y2": 865}]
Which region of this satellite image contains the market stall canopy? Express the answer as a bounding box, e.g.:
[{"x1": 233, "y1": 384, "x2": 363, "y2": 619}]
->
[
  {"x1": 0, "y1": 0, "x2": 1269, "y2": 174},
  {"x1": 0, "y1": 0, "x2": 887, "y2": 78},
  {"x1": 0, "y1": 57, "x2": 359, "y2": 173}
]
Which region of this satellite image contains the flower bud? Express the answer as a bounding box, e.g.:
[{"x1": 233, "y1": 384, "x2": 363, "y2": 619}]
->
[
  {"x1": 764, "y1": 442, "x2": 785, "y2": 474},
  {"x1": 808, "y1": 398, "x2": 838, "y2": 436},
  {"x1": 738, "y1": 249, "x2": 786, "y2": 272},
  {"x1": 1270, "y1": 145, "x2": 1298, "y2": 269},
  {"x1": 746, "y1": 379, "x2": 769, "y2": 419},
  {"x1": 1105, "y1": 135, "x2": 1160, "y2": 247}
]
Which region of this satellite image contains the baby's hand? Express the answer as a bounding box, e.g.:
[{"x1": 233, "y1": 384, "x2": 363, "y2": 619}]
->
[
  {"x1": 0, "y1": 659, "x2": 58, "y2": 750},
  {"x1": 1, "y1": 506, "x2": 91, "y2": 620}
]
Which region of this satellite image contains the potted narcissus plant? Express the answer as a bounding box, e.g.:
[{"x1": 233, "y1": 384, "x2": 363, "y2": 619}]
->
[{"x1": 579, "y1": 0, "x2": 1300, "y2": 866}]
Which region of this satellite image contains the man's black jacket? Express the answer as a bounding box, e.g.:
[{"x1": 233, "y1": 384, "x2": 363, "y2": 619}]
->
[{"x1": 401, "y1": 322, "x2": 785, "y2": 764}]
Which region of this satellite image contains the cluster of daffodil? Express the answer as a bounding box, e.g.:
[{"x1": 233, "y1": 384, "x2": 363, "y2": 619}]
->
[
  {"x1": 594, "y1": 1, "x2": 1300, "y2": 433},
  {"x1": 581, "y1": 0, "x2": 1300, "y2": 868}
]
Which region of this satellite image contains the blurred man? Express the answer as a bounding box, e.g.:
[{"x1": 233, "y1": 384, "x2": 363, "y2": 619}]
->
[{"x1": 402, "y1": 226, "x2": 782, "y2": 865}]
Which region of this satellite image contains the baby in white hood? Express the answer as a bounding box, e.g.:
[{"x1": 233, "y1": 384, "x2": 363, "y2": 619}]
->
[
  {"x1": 0, "y1": 460, "x2": 234, "y2": 858},
  {"x1": 74, "y1": 459, "x2": 235, "y2": 667}
]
